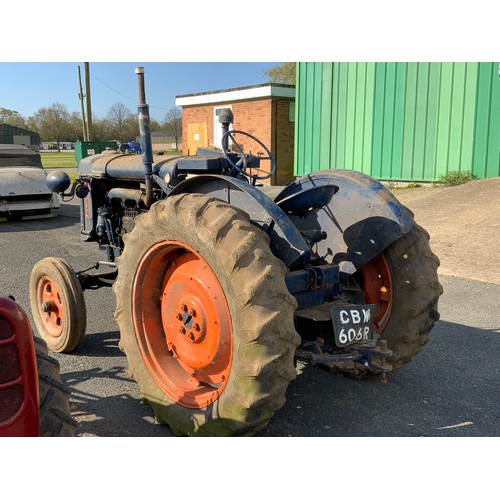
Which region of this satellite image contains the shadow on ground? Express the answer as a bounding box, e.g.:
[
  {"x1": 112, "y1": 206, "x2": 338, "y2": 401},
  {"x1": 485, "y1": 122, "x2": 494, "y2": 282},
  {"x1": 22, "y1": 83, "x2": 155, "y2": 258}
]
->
[{"x1": 57, "y1": 318, "x2": 500, "y2": 437}]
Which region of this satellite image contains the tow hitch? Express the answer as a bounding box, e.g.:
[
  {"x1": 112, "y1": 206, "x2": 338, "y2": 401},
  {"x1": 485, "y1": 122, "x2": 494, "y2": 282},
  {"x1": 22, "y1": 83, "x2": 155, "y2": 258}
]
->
[{"x1": 295, "y1": 337, "x2": 393, "y2": 382}]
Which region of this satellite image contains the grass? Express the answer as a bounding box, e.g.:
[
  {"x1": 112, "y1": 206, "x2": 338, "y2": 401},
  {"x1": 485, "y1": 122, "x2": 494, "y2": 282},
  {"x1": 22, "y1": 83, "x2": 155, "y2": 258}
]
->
[
  {"x1": 153, "y1": 149, "x2": 182, "y2": 156},
  {"x1": 40, "y1": 151, "x2": 77, "y2": 169},
  {"x1": 385, "y1": 180, "x2": 422, "y2": 189},
  {"x1": 436, "y1": 170, "x2": 478, "y2": 186}
]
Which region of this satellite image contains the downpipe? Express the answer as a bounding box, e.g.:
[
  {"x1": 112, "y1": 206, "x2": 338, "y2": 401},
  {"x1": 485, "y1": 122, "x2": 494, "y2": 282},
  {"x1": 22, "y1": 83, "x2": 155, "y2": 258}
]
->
[{"x1": 135, "y1": 67, "x2": 154, "y2": 207}]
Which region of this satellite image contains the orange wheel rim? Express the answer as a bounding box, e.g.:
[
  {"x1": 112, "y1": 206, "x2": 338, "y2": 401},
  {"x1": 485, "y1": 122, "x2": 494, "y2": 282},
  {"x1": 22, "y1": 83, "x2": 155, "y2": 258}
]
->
[
  {"x1": 359, "y1": 254, "x2": 393, "y2": 333},
  {"x1": 37, "y1": 277, "x2": 65, "y2": 338},
  {"x1": 132, "y1": 241, "x2": 232, "y2": 409}
]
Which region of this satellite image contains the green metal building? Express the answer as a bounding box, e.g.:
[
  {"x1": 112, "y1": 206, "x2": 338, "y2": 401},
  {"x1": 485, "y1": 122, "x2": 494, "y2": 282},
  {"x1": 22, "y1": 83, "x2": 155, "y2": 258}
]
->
[
  {"x1": 294, "y1": 62, "x2": 500, "y2": 181},
  {"x1": 0, "y1": 123, "x2": 40, "y2": 149}
]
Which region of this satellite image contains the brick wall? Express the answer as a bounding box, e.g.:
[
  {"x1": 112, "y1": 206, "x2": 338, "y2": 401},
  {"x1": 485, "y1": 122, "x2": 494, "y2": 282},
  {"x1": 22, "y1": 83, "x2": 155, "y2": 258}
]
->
[
  {"x1": 181, "y1": 97, "x2": 295, "y2": 185},
  {"x1": 273, "y1": 99, "x2": 295, "y2": 185}
]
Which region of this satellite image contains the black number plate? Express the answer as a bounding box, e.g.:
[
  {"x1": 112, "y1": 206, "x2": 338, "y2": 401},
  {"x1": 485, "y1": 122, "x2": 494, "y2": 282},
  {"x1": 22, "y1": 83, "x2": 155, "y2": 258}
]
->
[{"x1": 331, "y1": 304, "x2": 376, "y2": 347}]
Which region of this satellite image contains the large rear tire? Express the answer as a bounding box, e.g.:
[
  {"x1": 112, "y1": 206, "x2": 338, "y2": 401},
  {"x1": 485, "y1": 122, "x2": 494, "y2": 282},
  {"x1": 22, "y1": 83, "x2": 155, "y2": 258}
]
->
[
  {"x1": 113, "y1": 194, "x2": 300, "y2": 436},
  {"x1": 35, "y1": 336, "x2": 78, "y2": 436},
  {"x1": 356, "y1": 220, "x2": 443, "y2": 370}
]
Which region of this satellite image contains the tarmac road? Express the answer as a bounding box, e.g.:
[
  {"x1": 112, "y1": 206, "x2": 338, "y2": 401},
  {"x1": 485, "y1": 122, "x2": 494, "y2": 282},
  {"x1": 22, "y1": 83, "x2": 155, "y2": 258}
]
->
[{"x1": 0, "y1": 198, "x2": 499, "y2": 438}]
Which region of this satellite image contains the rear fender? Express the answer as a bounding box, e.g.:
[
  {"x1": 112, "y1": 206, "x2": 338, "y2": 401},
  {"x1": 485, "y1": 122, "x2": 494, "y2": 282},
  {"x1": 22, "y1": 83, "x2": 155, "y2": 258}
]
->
[
  {"x1": 0, "y1": 295, "x2": 39, "y2": 437},
  {"x1": 274, "y1": 170, "x2": 414, "y2": 273},
  {"x1": 169, "y1": 175, "x2": 311, "y2": 267}
]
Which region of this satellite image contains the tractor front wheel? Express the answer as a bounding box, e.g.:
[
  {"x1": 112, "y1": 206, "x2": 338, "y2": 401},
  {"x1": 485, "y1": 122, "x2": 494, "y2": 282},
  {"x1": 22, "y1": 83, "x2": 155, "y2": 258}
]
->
[
  {"x1": 113, "y1": 194, "x2": 299, "y2": 436},
  {"x1": 30, "y1": 257, "x2": 87, "y2": 353}
]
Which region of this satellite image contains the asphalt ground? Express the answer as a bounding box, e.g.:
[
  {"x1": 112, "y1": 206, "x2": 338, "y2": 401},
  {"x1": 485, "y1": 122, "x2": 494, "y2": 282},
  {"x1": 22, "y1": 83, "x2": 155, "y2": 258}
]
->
[
  {"x1": 1, "y1": 187, "x2": 497, "y2": 497},
  {"x1": 0, "y1": 197, "x2": 498, "y2": 436}
]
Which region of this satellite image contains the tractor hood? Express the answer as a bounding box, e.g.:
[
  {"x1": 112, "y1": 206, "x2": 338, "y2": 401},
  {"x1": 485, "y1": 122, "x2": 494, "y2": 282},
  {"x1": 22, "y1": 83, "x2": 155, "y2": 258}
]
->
[
  {"x1": 79, "y1": 150, "x2": 184, "y2": 180},
  {"x1": 0, "y1": 167, "x2": 52, "y2": 197}
]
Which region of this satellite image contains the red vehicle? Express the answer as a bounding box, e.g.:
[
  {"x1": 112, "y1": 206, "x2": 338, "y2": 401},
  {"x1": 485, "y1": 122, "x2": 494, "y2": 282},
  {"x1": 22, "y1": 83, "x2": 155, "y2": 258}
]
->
[{"x1": 0, "y1": 294, "x2": 76, "y2": 437}]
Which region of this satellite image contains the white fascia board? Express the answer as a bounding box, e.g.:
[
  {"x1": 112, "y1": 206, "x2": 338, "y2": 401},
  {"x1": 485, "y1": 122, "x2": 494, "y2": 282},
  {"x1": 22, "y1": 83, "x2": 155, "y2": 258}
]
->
[{"x1": 176, "y1": 86, "x2": 295, "y2": 107}]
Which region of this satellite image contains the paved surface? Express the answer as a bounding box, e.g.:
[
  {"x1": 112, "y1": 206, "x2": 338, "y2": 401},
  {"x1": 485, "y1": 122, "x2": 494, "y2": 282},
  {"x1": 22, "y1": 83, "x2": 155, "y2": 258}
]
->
[
  {"x1": 0, "y1": 181, "x2": 499, "y2": 438},
  {"x1": 393, "y1": 178, "x2": 500, "y2": 286}
]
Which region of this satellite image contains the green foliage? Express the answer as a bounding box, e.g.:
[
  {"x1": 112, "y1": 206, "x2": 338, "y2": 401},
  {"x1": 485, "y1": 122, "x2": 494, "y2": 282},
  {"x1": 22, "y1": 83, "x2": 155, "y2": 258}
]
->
[
  {"x1": 385, "y1": 181, "x2": 422, "y2": 189},
  {"x1": 68, "y1": 172, "x2": 79, "y2": 183},
  {"x1": 263, "y1": 63, "x2": 296, "y2": 85},
  {"x1": 436, "y1": 170, "x2": 478, "y2": 186},
  {"x1": 0, "y1": 108, "x2": 27, "y2": 128}
]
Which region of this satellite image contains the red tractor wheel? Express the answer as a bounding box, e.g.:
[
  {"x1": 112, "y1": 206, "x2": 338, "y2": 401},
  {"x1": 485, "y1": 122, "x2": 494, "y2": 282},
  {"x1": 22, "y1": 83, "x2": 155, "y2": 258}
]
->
[
  {"x1": 30, "y1": 257, "x2": 87, "y2": 353},
  {"x1": 132, "y1": 242, "x2": 233, "y2": 408},
  {"x1": 358, "y1": 253, "x2": 393, "y2": 334},
  {"x1": 355, "y1": 221, "x2": 443, "y2": 370},
  {"x1": 114, "y1": 193, "x2": 300, "y2": 436}
]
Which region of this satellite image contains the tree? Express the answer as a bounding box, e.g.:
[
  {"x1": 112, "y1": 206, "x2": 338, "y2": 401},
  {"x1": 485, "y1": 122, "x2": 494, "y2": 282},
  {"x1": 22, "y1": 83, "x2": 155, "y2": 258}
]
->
[
  {"x1": 263, "y1": 63, "x2": 296, "y2": 85},
  {"x1": 69, "y1": 111, "x2": 84, "y2": 142},
  {"x1": 149, "y1": 118, "x2": 161, "y2": 132},
  {"x1": 162, "y1": 107, "x2": 182, "y2": 150},
  {"x1": 0, "y1": 108, "x2": 27, "y2": 128},
  {"x1": 104, "y1": 102, "x2": 138, "y2": 142},
  {"x1": 31, "y1": 103, "x2": 73, "y2": 151}
]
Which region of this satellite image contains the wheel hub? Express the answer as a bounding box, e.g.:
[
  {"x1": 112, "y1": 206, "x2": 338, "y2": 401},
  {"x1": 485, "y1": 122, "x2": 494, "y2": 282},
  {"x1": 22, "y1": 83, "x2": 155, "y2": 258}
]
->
[
  {"x1": 132, "y1": 241, "x2": 233, "y2": 409},
  {"x1": 37, "y1": 278, "x2": 64, "y2": 337},
  {"x1": 175, "y1": 304, "x2": 205, "y2": 343},
  {"x1": 358, "y1": 253, "x2": 393, "y2": 333}
]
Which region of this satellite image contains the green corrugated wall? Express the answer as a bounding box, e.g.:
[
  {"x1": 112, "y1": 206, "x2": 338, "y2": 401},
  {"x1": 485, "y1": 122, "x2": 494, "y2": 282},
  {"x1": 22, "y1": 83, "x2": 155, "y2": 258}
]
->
[{"x1": 295, "y1": 62, "x2": 500, "y2": 181}]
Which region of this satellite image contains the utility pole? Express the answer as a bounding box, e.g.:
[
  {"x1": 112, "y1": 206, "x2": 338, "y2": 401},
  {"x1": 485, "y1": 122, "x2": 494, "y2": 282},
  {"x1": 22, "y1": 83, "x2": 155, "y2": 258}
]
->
[
  {"x1": 77, "y1": 66, "x2": 88, "y2": 141},
  {"x1": 84, "y1": 62, "x2": 93, "y2": 141}
]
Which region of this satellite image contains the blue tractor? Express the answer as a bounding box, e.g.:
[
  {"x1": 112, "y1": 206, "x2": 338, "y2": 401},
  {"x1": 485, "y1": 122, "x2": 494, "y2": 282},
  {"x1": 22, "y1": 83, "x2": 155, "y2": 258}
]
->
[
  {"x1": 119, "y1": 141, "x2": 141, "y2": 154},
  {"x1": 32, "y1": 67, "x2": 442, "y2": 436}
]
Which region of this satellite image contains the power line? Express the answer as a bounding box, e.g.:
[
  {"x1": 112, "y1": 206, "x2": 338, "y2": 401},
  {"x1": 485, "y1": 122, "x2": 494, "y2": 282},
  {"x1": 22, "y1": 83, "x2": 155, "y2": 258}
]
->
[{"x1": 90, "y1": 72, "x2": 171, "y2": 113}]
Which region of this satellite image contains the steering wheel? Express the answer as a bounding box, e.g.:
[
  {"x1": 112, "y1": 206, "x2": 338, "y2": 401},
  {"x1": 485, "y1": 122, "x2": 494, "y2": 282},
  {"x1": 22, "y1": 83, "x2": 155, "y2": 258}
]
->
[{"x1": 222, "y1": 130, "x2": 276, "y2": 181}]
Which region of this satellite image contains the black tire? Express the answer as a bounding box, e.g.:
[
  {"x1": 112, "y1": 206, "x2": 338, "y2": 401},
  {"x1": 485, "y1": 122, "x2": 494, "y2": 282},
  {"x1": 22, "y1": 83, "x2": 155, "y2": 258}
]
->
[
  {"x1": 35, "y1": 336, "x2": 78, "y2": 436},
  {"x1": 356, "y1": 220, "x2": 443, "y2": 371},
  {"x1": 113, "y1": 193, "x2": 300, "y2": 436},
  {"x1": 30, "y1": 257, "x2": 86, "y2": 353}
]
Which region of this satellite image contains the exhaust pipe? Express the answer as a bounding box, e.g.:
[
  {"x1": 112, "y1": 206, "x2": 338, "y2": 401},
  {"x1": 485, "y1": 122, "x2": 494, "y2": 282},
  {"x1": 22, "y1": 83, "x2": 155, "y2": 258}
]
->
[
  {"x1": 135, "y1": 67, "x2": 154, "y2": 207},
  {"x1": 219, "y1": 108, "x2": 234, "y2": 152}
]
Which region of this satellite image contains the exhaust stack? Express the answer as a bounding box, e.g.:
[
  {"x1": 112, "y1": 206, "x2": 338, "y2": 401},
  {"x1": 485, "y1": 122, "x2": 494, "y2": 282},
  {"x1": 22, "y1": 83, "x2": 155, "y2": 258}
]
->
[{"x1": 135, "y1": 67, "x2": 154, "y2": 207}]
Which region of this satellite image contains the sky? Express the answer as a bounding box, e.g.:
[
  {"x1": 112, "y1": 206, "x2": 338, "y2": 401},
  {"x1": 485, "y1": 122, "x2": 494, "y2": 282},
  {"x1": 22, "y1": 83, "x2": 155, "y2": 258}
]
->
[
  {"x1": 1, "y1": 2, "x2": 495, "y2": 128},
  {"x1": 0, "y1": 62, "x2": 280, "y2": 122}
]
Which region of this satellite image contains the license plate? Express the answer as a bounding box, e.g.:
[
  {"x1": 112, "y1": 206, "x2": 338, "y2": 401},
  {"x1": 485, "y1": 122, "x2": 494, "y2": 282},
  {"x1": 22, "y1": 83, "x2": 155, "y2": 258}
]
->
[{"x1": 331, "y1": 304, "x2": 376, "y2": 347}]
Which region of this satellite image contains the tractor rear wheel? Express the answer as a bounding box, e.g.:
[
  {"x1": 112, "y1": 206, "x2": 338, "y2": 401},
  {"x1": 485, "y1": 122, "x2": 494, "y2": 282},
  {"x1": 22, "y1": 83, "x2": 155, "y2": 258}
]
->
[
  {"x1": 35, "y1": 336, "x2": 78, "y2": 436},
  {"x1": 30, "y1": 257, "x2": 86, "y2": 353},
  {"x1": 113, "y1": 193, "x2": 299, "y2": 436},
  {"x1": 355, "y1": 220, "x2": 443, "y2": 370}
]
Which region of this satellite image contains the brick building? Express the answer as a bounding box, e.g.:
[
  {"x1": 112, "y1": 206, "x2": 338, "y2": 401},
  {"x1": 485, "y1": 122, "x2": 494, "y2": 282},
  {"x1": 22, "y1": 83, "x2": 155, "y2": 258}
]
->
[{"x1": 175, "y1": 83, "x2": 295, "y2": 185}]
